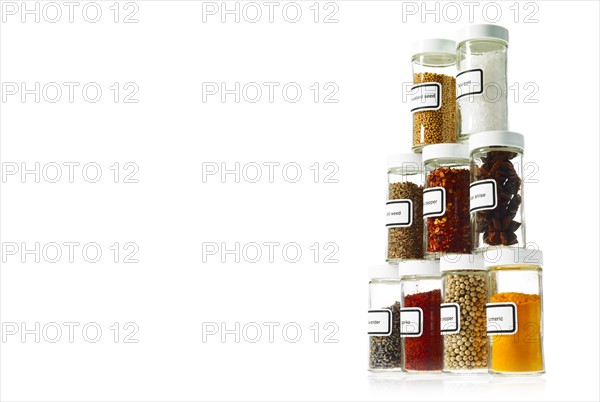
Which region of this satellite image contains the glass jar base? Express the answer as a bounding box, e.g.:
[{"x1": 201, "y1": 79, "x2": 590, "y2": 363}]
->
[{"x1": 489, "y1": 369, "x2": 545, "y2": 376}]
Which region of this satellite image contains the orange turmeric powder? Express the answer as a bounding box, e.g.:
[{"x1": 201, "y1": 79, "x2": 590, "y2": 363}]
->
[{"x1": 490, "y1": 292, "x2": 544, "y2": 373}]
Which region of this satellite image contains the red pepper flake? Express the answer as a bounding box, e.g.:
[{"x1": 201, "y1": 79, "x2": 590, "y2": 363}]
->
[
  {"x1": 403, "y1": 289, "x2": 443, "y2": 372},
  {"x1": 426, "y1": 167, "x2": 471, "y2": 253}
]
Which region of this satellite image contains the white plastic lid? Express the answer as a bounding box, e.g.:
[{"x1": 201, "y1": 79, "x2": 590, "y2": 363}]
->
[
  {"x1": 369, "y1": 263, "x2": 399, "y2": 279},
  {"x1": 469, "y1": 131, "x2": 524, "y2": 152},
  {"x1": 440, "y1": 254, "x2": 485, "y2": 271},
  {"x1": 398, "y1": 259, "x2": 440, "y2": 276},
  {"x1": 422, "y1": 143, "x2": 469, "y2": 163},
  {"x1": 412, "y1": 38, "x2": 456, "y2": 57},
  {"x1": 456, "y1": 24, "x2": 509, "y2": 46},
  {"x1": 483, "y1": 247, "x2": 543, "y2": 268},
  {"x1": 387, "y1": 153, "x2": 422, "y2": 169}
]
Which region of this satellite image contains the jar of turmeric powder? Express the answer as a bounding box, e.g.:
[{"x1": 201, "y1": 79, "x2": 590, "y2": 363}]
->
[{"x1": 485, "y1": 247, "x2": 544, "y2": 375}]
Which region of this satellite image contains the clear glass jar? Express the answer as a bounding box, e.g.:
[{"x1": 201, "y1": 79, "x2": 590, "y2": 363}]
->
[
  {"x1": 485, "y1": 247, "x2": 544, "y2": 375},
  {"x1": 399, "y1": 260, "x2": 443, "y2": 373},
  {"x1": 411, "y1": 38, "x2": 457, "y2": 151},
  {"x1": 368, "y1": 264, "x2": 402, "y2": 371},
  {"x1": 469, "y1": 131, "x2": 525, "y2": 251},
  {"x1": 456, "y1": 24, "x2": 509, "y2": 141},
  {"x1": 440, "y1": 254, "x2": 488, "y2": 374},
  {"x1": 386, "y1": 154, "x2": 424, "y2": 261},
  {"x1": 423, "y1": 144, "x2": 471, "y2": 258}
]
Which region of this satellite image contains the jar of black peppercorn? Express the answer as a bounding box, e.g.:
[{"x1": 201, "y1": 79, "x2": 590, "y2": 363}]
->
[
  {"x1": 423, "y1": 144, "x2": 472, "y2": 259},
  {"x1": 469, "y1": 131, "x2": 525, "y2": 251}
]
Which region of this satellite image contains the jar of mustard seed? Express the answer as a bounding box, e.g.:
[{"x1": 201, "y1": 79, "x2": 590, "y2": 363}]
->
[
  {"x1": 469, "y1": 131, "x2": 525, "y2": 251},
  {"x1": 485, "y1": 247, "x2": 544, "y2": 375},
  {"x1": 423, "y1": 144, "x2": 471, "y2": 258},
  {"x1": 440, "y1": 253, "x2": 488, "y2": 374},
  {"x1": 368, "y1": 264, "x2": 402, "y2": 371},
  {"x1": 411, "y1": 38, "x2": 457, "y2": 152},
  {"x1": 386, "y1": 153, "x2": 424, "y2": 261}
]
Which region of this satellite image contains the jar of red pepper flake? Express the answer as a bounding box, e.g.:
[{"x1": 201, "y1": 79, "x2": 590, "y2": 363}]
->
[
  {"x1": 469, "y1": 131, "x2": 525, "y2": 251},
  {"x1": 422, "y1": 144, "x2": 472, "y2": 258},
  {"x1": 399, "y1": 259, "x2": 443, "y2": 373}
]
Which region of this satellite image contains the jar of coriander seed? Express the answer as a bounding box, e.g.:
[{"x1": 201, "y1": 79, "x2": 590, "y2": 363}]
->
[
  {"x1": 386, "y1": 153, "x2": 424, "y2": 261},
  {"x1": 485, "y1": 247, "x2": 545, "y2": 375},
  {"x1": 440, "y1": 253, "x2": 488, "y2": 374},
  {"x1": 411, "y1": 38, "x2": 457, "y2": 151}
]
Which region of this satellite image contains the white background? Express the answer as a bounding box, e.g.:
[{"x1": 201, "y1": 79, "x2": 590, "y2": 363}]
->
[{"x1": 1, "y1": 1, "x2": 599, "y2": 401}]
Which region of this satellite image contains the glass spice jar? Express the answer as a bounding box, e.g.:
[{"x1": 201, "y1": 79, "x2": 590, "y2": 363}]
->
[
  {"x1": 399, "y1": 259, "x2": 443, "y2": 373},
  {"x1": 368, "y1": 264, "x2": 402, "y2": 371},
  {"x1": 411, "y1": 38, "x2": 457, "y2": 152},
  {"x1": 440, "y1": 253, "x2": 488, "y2": 374},
  {"x1": 456, "y1": 24, "x2": 509, "y2": 142},
  {"x1": 423, "y1": 144, "x2": 471, "y2": 258},
  {"x1": 469, "y1": 131, "x2": 525, "y2": 251},
  {"x1": 386, "y1": 153, "x2": 424, "y2": 261},
  {"x1": 485, "y1": 247, "x2": 544, "y2": 375}
]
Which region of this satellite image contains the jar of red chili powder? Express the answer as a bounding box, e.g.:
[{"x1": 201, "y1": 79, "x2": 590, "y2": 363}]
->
[
  {"x1": 423, "y1": 144, "x2": 472, "y2": 258},
  {"x1": 399, "y1": 259, "x2": 443, "y2": 373}
]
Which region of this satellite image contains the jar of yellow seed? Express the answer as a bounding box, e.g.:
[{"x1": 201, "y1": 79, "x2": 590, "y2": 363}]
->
[
  {"x1": 485, "y1": 247, "x2": 545, "y2": 375},
  {"x1": 411, "y1": 38, "x2": 457, "y2": 152}
]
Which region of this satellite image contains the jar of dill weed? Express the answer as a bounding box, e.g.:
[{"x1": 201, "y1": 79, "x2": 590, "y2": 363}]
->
[
  {"x1": 423, "y1": 144, "x2": 471, "y2": 258},
  {"x1": 386, "y1": 154, "x2": 424, "y2": 261},
  {"x1": 485, "y1": 247, "x2": 544, "y2": 375},
  {"x1": 456, "y1": 24, "x2": 509, "y2": 141},
  {"x1": 399, "y1": 259, "x2": 443, "y2": 373},
  {"x1": 411, "y1": 38, "x2": 457, "y2": 151},
  {"x1": 368, "y1": 264, "x2": 402, "y2": 371},
  {"x1": 440, "y1": 254, "x2": 488, "y2": 374},
  {"x1": 470, "y1": 131, "x2": 525, "y2": 250}
]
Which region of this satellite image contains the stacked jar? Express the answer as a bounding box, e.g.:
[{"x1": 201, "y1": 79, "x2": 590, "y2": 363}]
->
[
  {"x1": 368, "y1": 264, "x2": 402, "y2": 371},
  {"x1": 440, "y1": 254, "x2": 488, "y2": 373},
  {"x1": 469, "y1": 131, "x2": 525, "y2": 250},
  {"x1": 411, "y1": 38, "x2": 457, "y2": 152},
  {"x1": 456, "y1": 24, "x2": 509, "y2": 142},
  {"x1": 485, "y1": 247, "x2": 545, "y2": 375},
  {"x1": 386, "y1": 154, "x2": 424, "y2": 261},
  {"x1": 399, "y1": 259, "x2": 443, "y2": 373},
  {"x1": 422, "y1": 144, "x2": 471, "y2": 258}
]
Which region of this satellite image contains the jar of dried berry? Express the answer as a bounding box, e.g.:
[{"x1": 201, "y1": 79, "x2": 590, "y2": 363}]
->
[
  {"x1": 411, "y1": 38, "x2": 457, "y2": 152},
  {"x1": 469, "y1": 131, "x2": 525, "y2": 251},
  {"x1": 368, "y1": 264, "x2": 402, "y2": 371},
  {"x1": 386, "y1": 153, "x2": 424, "y2": 262},
  {"x1": 456, "y1": 24, "x2": 509, "y2": 141},
  {"x1": 440, "y1": 253, "x2": 488, "y2": 374},
  {"x1": 423, "y1": 144, "x2": 471, "y2": 258},
  {"x1": 399, "y1": 259, "x2": 443, "y2": 373},
  {"x1": 485, "y1": 247, "x2": 545, "y2": 375}
]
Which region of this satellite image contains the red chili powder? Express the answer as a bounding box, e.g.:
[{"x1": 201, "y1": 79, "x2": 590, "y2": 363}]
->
[{"x1": 404, "y1": 289, "x2": 443, "y2": 371}]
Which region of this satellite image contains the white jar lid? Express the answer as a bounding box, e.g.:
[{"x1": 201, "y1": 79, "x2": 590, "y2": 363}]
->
[
  {"x1": 370, "y1": 263, "x2": 399, "y2": 279},
  {"x1": 483, "y1": 247, "x2": 543, "y2": 268},
  {"x1": 440, "y1": 254, "x2": 485, "y2": 271},
  {"x1": 387, "y1": 153, "x2": 422, "y2": 169},
  {"x1": 398, "y1": 259, "x2": 440, "y2": 277},
  {"x1": 457, "y1": 24, "x2": 509, "y2": 46},
  {"x1": 469, "y1": 131, "x2": 525, "y2": 152},
  {"x1": 412, "y1": 38, "x2": 456, "y2": 57},
  {"x1": 422, "y1": 143, "x2": 469, "y2": 163}
]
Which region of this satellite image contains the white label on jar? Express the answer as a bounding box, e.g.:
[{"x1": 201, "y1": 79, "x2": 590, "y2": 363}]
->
[
  {"x1": 386, "y1": 200, "x2": 413, "y2": 228},
  {"x1": 440, "y1": 303, "x2": 460, "y2": 334},
  {"x1": 486, "y1": 302, "x2": 518, "y2": 335},
  {"x1": 456, "y1": 69, "x2": 483, "y2": 99},
  {"x1": 423, "y1": 187, "x2": 446, "y2": 218},
  {"x1": 470, "y1": 179, "x2": 497, "y2": 213},
  {"x1": 368, "y1": 309, "x2": 392, "y2": 336},
  {"x1": 400, "y1": 307, "x2": 423, "y2": 337},
  {"x1": 410, "y1": 82, "x2": 441, "y2": 113}
]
